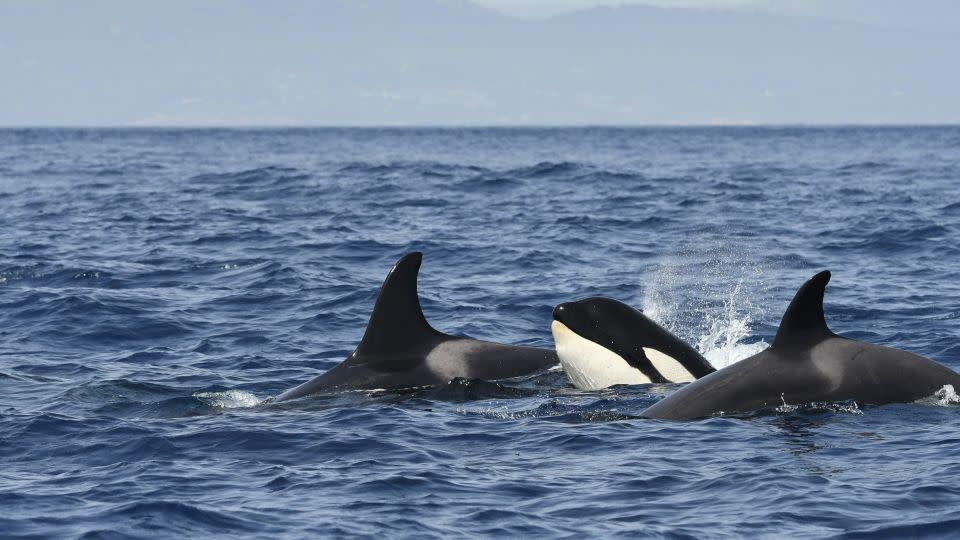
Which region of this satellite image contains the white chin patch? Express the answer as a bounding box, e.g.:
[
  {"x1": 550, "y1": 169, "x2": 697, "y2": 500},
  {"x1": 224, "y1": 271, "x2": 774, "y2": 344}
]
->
[{"x1": 551, "y1": 320, "x2": 651, "y2": 390}]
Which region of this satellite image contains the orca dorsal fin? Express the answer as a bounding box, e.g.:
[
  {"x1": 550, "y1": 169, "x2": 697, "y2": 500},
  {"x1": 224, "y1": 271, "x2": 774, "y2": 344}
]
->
[
  {"x1": 353, "y1": 252, "x2": 445, "y2": 356},
  {"x1": 772, "y1": 270, "x2": 835, "y2": 349}
]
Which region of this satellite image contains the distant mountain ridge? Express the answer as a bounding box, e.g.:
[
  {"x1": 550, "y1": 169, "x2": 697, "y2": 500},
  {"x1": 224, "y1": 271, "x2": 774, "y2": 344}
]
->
[{"x1": 0, "y1": 0, "x2": 957, "y2": 125}]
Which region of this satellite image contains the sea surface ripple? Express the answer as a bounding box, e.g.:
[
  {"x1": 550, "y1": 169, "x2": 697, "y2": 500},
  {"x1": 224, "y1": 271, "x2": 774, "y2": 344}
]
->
[{"x1": 2, "y1": 127, "x2": 960, "y2": 538}]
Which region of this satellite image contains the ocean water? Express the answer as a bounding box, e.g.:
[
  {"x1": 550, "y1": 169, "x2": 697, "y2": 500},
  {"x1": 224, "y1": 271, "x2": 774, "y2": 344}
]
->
[{"x1": 2, "y1": 126, "x2": 960, "y2": 538}]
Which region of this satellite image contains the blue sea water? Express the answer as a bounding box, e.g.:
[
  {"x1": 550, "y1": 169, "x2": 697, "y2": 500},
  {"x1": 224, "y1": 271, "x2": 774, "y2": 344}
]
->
[{"x1": 2, "y1": 126, "x2": 960, "y2": 538}]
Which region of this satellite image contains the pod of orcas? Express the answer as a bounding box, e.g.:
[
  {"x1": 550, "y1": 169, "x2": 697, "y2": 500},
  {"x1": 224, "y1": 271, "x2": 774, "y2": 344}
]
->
[{"x1": 278, "y1": 252, "x2": 960, "y2": 419}]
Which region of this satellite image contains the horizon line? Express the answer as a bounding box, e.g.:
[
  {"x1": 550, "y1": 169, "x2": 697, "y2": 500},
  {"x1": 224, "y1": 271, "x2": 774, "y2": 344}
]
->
[{"x1": 1, "y1": 122, "x2": 959, "y2": 130}]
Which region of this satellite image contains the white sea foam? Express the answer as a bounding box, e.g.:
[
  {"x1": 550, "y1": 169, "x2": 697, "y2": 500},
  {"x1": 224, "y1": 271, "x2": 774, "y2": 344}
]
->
[
  {"x1": 775, "y1": 399, "x2": 863, "y2": 415},
  {"x1": 704, "y1": 340, "x2": 768, "y2": 370},
  {"x1": 933, "y1": 384, "x2": 960, "y2": 406},
  {"x1": 193, "y1": 389, "x2": 262, "y2": 408},
  {"x1": 639, "y1": 244, "x2": 770, "y2": 369}
]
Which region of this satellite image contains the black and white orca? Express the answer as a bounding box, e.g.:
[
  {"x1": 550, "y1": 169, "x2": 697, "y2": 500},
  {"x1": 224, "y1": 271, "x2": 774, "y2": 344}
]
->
[
  {"x1": 641, "y1": 271, "x2": 960, "y2": 419},
  {"x1": 551, "y1": 297, "x2": 716, "y2": 390},
  {"x1": 276, "y1": 252, "x2": 558, "y2": 401}
]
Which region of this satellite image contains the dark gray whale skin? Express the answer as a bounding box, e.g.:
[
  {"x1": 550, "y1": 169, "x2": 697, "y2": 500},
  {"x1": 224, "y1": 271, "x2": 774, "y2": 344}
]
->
[
  {"x1": 276, "y1": 252, "x2": 558, "y2": 401},
  {"x1": 641, "y1": 271, "x2": 960, "y2": 420}
]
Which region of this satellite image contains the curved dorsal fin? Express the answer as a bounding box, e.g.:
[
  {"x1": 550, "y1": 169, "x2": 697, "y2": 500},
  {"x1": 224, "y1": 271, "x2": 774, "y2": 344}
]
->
[
  {"x1": 354, "y1": 252, "x2": 445, "y2": 356},
  {"x1": 772, "y1": 270, "x2": 835, "y2": 349}
]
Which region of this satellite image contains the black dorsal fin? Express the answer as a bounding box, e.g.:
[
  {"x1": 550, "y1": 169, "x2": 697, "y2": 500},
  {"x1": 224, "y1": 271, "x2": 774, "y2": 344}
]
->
[
  {"x1": 772, "y1": 270, "x2": 835, "y2": 349},
  {"x1": 353, "y1": 252, "x2": 445, "y2": 356}
]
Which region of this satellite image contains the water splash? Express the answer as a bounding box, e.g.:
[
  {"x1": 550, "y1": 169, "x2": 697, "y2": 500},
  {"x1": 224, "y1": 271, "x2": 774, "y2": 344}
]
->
[
  {"x1": 640, "y1": 244, "x2": 769, "y2": 369},
  {"x1": 193, "y1": 389, "x2": 262, "y2": 409},
  {"x1": 696, "y1": 278, "x2": 769, "y2": 369},
  {"x1": 933, "y1": 384, "x2": 960, "y2": 406},
  {"x1": 775, "y1": 399, "x2": 863, "y2": 415}
]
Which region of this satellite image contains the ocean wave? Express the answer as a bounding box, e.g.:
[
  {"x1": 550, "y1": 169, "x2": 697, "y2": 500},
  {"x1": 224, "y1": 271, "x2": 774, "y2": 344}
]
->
[{"x1": 3, "y1": 127, "x2": 960, "y2": 537}]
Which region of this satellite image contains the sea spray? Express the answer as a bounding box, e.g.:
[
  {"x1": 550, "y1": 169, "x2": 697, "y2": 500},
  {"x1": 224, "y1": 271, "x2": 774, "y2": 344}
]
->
[
  {"x1": 640, "y1": 245, "x2": 770, "y2": 368},
  {"x1": 697, "y1": 278, "x2": 769, "y2": 369},
  {"x1": 933, "y1": 384, "x2": 960, "y2": 406}
]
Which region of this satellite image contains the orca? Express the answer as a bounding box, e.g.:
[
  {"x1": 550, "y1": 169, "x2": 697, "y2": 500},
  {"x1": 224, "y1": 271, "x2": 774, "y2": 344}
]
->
[
  {"x1": 276, "y1": 252, "x2": 558, "y2": 401},
  {"x1": 551, "y1": 297, "x2": 715, "y2": 390},
  {"x1": 641, "y1": 271, "x2": 960, "y2": 420}
]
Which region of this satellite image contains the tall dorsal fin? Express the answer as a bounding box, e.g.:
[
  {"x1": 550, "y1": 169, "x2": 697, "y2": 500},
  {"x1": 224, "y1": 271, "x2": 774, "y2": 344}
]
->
[
  {"x1": 353, "y1": 252, "x2": 445, "y2": 356},
  {"x1": 772, "y1": 270, "x2": 835, "y2": 349}
]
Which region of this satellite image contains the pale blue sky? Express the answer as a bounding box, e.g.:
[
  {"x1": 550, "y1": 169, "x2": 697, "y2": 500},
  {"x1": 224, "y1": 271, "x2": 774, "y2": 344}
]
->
[
  {"x1": 0, "y1": 0, "x2": 957, "y2": 126},
  {"x1": 476, "y1": 0, "x2": 960, "y2": 31},
  {"x1": 475, "y1": 0, "x2": 756, "y2": 18}
]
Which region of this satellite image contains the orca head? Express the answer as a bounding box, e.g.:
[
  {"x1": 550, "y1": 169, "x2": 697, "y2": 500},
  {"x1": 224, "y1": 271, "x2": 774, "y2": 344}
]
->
[{"x1": 551, "y1": 297, "x2": 708, "y2": 390}]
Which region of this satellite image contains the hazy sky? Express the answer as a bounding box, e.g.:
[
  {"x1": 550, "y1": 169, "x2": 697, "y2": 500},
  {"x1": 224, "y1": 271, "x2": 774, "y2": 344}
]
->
[
  {"x1": 0, "y1": 0, "x2": 957, "y2": 126},
  {"x1": 475, "y1": 0, "x2": 960, "y2": 30},
  {"x1": 474, "y1": 0, "x2": 755, "y2": 18}
]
